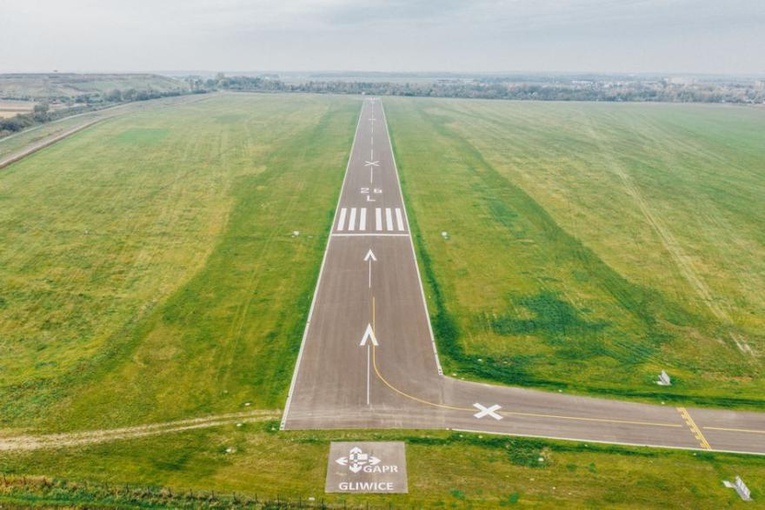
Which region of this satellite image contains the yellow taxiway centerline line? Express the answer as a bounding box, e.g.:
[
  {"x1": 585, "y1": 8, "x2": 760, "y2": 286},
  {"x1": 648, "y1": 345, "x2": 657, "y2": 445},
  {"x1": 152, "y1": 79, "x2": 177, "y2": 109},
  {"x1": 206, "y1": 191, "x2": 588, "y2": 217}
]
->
[
  {"x1": 371, "y1": 345, "x2": 684, "y2": 429},
  {"x1": 502, "y1": 410, "x2": 683, "y2": 429},
  {"x1": 372, "y1": 346, "x2": 472, "y2": 412},
  {"x1": 704, "y1": 426, "x2": 765, "y2": 435}
]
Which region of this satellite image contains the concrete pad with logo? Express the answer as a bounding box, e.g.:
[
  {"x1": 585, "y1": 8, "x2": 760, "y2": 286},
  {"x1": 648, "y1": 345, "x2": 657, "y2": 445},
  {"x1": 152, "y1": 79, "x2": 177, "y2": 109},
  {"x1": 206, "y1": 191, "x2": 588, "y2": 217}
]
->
[{"x1": 325, "y1": 442, "x2": 408, "y2": 493}]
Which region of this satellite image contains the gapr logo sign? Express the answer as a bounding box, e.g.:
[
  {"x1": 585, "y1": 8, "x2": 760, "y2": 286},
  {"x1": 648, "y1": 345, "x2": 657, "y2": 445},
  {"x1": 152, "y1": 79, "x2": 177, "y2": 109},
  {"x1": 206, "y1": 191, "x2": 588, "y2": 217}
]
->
[
  {"x1": 335, "y1": 446, "x2": 399, "y2": 474},
  {"x1": 326, "y1": 442, "x2": 408, "y2": 494}
]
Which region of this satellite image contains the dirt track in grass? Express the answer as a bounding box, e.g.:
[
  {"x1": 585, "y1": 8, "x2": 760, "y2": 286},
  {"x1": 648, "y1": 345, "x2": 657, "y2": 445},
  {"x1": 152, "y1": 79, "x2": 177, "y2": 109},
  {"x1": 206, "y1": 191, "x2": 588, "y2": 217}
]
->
[{"x1": 0, "y1": 410, "x2": 280, "y2": 451}]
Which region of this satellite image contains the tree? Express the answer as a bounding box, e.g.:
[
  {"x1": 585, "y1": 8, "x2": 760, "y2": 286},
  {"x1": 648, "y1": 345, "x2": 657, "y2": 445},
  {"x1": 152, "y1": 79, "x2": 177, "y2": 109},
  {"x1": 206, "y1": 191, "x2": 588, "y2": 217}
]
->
[
  {"x1": 32, "y1": 102, "x2": 50, "y2": 122},
  {"x1": 105, "y1": 89, "x2": 123, "y2": 102}
]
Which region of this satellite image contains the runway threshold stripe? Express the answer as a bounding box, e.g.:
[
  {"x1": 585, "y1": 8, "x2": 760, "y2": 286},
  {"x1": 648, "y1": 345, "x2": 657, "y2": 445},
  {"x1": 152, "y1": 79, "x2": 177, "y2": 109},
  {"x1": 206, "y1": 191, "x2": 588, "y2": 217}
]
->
[
  {"x1": 677, "y1": 407, "x2": 712, "y2": 450},
  {"x1": 337, "y1": 208, "x2": 347, "y2": 231},
  {"x1": 348, "y1": 208, "x2": 357, "y2": 232},
  {"x1": 395, "y1": 208, "x2": 405, "y2": 231},
  {"x1": 359, "y1": 208, "x2": 367, "y2": 231},
  {"x1": 376, "y1": 208, "x2": 382, "y2": 231},
  {"x1": 332, "y1": 233, "x2": 409, "y2": 238},
  {"x1": 385, "y1": 208, "x2": 393, "y2": 231}
]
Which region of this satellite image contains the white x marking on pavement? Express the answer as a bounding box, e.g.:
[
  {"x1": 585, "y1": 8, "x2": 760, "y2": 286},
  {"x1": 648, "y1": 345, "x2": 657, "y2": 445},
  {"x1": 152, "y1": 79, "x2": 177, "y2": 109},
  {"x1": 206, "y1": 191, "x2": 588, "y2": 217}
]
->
[{"x1": 473, "y1": 403, "x2": 503, "y2": 420}]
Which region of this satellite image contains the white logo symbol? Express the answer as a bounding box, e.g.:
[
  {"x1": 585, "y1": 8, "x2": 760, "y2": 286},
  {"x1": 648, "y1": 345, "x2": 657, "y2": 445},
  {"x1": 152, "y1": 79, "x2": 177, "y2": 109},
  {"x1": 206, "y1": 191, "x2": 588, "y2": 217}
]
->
[{"x1": 336, "y1": 446, "x2": 382, "y2": 474}]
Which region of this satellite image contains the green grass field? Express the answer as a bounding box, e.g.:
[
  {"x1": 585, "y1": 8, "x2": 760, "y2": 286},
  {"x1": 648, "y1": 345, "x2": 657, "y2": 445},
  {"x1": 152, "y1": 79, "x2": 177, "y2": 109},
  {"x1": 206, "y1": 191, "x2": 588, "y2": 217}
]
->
[
  {"x1": 0, "y1": 93, "x2": 359, "y2": 431},
  {"x1": 385, "y1": 98, "x2": 765, "y2": 408},
  {"x1": 1, "y1": 94, "x2": 764, "y2": 508},
  {"x1": 0, "y1": 95, "x2": 206, "y2": 162}
]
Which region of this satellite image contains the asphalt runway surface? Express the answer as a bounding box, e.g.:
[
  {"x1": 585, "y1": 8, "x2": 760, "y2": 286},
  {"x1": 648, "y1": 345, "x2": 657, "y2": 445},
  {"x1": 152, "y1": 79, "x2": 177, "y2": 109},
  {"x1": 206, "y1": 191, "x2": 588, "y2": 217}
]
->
[{"x1": 281, "y1": 98, "x2": 765, "y2": 456}]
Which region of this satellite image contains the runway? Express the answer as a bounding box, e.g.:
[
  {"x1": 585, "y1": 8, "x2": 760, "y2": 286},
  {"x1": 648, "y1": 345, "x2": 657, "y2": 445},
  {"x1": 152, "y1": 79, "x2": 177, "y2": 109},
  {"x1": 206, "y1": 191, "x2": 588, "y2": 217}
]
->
[{"x1": 281, "y1": 98, "x2": 765, "y2": 456}]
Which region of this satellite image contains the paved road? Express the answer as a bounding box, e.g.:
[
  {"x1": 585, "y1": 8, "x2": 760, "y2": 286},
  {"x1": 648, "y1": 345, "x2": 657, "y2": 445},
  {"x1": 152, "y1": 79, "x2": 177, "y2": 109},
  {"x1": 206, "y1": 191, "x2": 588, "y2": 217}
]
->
[{"x1": 281, "y1": 98, "x2": 765, "y2": 456}]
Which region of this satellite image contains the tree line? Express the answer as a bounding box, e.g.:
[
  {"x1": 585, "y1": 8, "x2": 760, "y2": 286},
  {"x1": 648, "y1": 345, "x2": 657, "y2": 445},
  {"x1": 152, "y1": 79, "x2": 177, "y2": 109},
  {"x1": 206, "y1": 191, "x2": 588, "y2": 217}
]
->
[
  {"x1": 4, "y1": 74, "x2": 763, "y2": 138},
  {"x1": 213, "y1": 75, "x2": 765, "y2": 104}
]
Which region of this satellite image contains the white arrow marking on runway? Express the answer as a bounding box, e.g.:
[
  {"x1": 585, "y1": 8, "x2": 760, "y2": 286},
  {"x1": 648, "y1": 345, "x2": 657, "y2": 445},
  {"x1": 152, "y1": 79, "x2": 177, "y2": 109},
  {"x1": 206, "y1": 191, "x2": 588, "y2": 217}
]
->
[
  {"x1": 359, "y1": 323, "x2": 379, "y2": 346},
  {"x1": 364, "y1": 249, "x2": 377, "y2": 288},
  {"x1": 360, "y1": 322, "x2": 379, "y2": 406},
  {"x1": 473, "y1": 403, "x2": 503, "y2": 420}
]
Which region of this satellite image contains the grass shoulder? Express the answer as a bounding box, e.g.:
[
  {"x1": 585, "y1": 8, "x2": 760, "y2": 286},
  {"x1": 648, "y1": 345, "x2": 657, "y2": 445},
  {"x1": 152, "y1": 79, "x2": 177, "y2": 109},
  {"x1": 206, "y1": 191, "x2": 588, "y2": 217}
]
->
[{"x1": 1, "y1": 427, "x2": 761, "y2": 508}]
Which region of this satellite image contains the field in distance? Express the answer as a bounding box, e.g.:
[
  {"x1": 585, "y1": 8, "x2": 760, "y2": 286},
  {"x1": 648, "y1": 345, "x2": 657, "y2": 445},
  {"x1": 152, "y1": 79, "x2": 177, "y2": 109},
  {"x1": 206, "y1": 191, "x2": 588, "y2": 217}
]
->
[
  {"x1": 386, "y1": 97, "x2": 765, "y2": 408},
  {"x1": 0, "y1": 100, "x2": 35, "y2": 119},
  {"x1": 0, "y1": 73, "x2": 185, "y2": 100}
]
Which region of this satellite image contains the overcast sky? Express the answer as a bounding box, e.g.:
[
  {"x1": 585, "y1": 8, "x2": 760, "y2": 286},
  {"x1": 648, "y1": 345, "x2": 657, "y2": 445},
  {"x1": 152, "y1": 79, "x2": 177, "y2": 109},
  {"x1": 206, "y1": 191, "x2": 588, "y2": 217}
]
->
[{"x1": 1, "y1": 0, "x2": 763, "y2": 75}]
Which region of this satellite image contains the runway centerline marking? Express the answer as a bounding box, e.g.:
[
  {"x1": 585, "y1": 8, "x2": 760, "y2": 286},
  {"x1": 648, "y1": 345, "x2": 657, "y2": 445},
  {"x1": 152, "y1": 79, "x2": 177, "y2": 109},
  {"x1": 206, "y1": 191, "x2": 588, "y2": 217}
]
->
[
  {"x1": 366, "y1": 345, "x2": 371, "y2": 406},
  {"x1": 678, "y1": 407, "x2": 712, "y2": 449}
]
